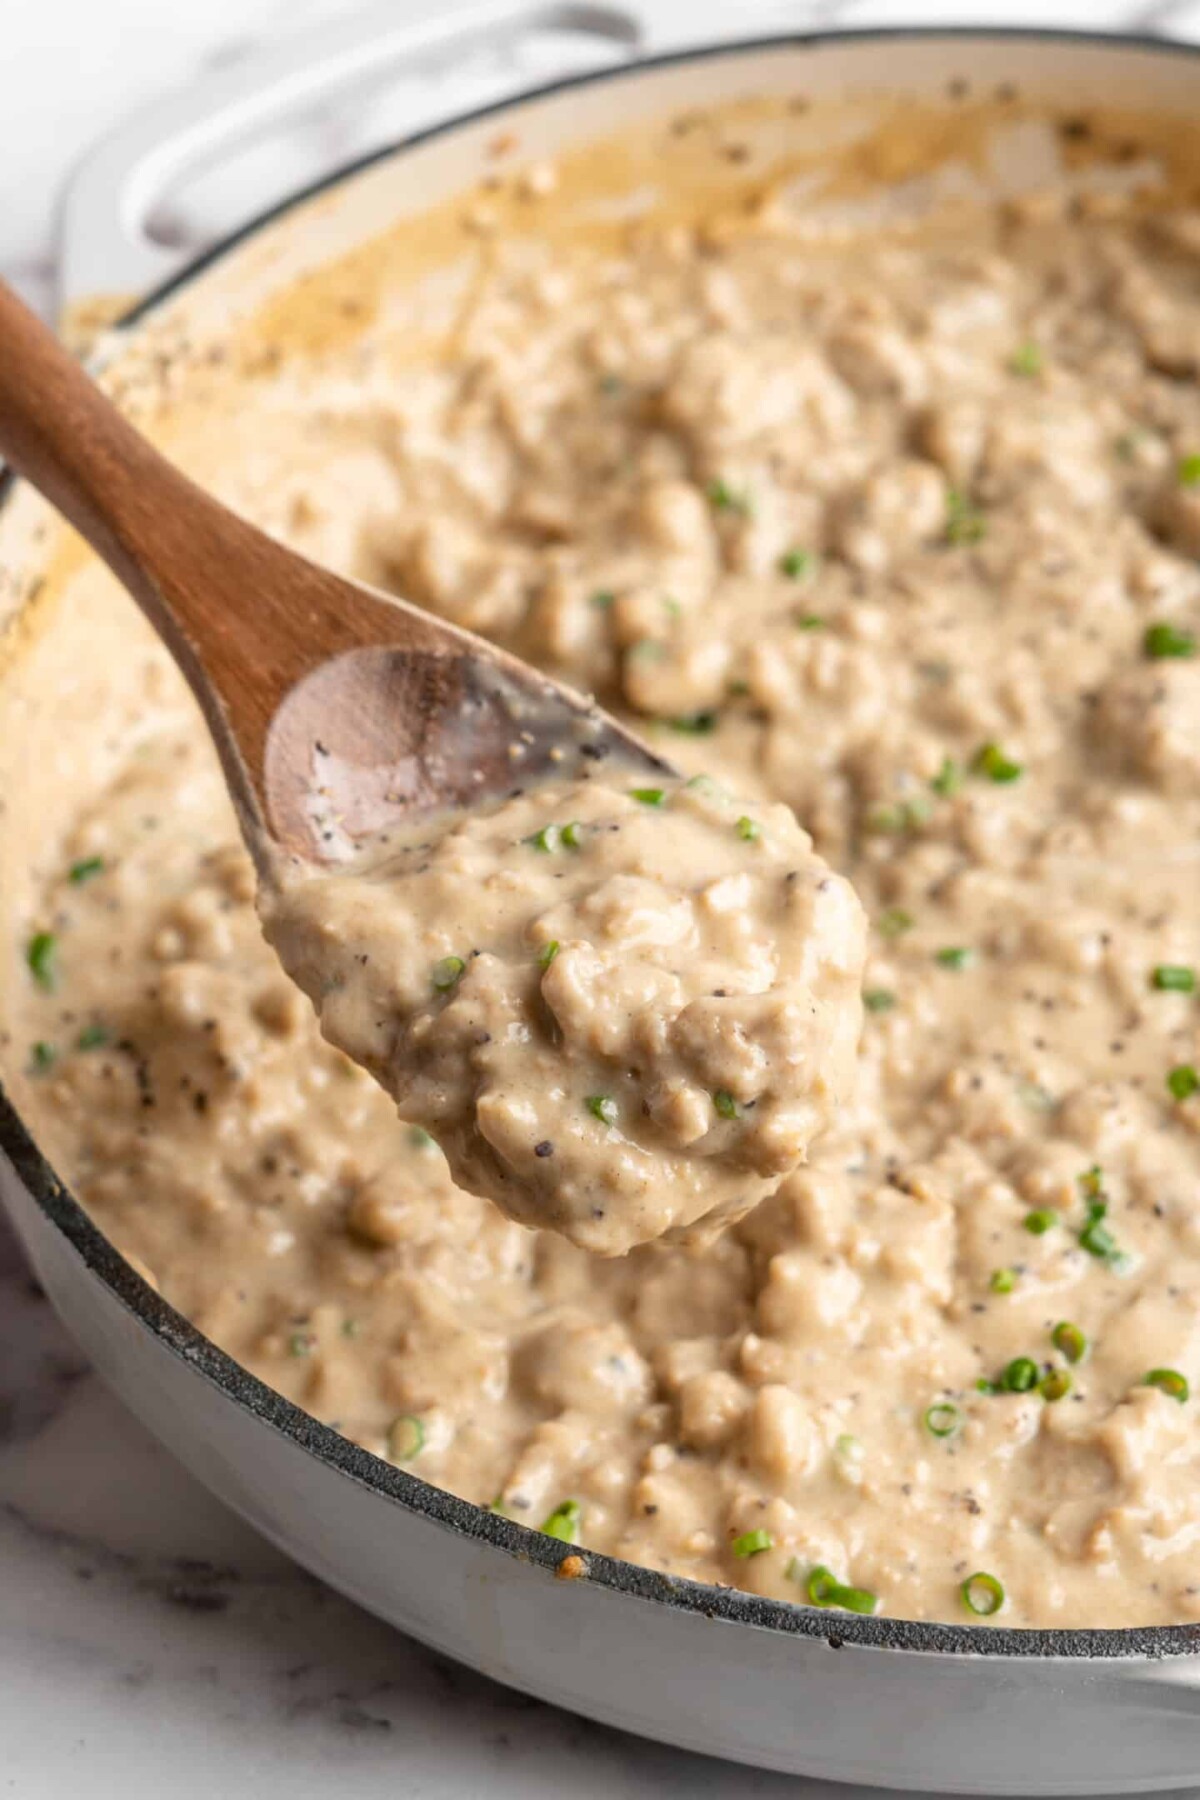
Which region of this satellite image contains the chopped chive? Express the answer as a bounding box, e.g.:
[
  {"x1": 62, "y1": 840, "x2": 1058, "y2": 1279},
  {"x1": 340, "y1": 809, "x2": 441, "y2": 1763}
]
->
[
  {"x1": 1177, "y1": 453, "x2": 1200, "y2": 487},
  {"x1": 930, "y1": 756, "x2": 962, "y2": 796},
  {"x1": 779, "y1": 548, "x2": 816, "y2": 580},
  {"x1": 586, "y1": 1094, "x2": 618, "y2": 1127},
  {"x1": 588, "y1": 588, "x2": 616, "y2": 610},
  {"x1": 935, "y1": 946, "x2": 974, "y2": 970},
  {"x1": 630, "y1": 787, "x2": 666, "y2": 807},
  {"x1": 288, "y1": 1332, "x2": 313, "y2": 1358},
  {"x1": 866, "y1": 795, "x2": 932, "y2": 835},
  {"x1": 26, "y1": 931, "x2": 58, "y2": 992},
  {"x1": 527, "y1": 824, "x2": 561, "y2": 853},
  {"x1": 1010, "y1": 340, "x2": 1043, "y2": 377},
  {"x1": 388, "y1": 1414, "x2": 426, "y2": 1460},
  {"x1": 1052, "y1": 1321, "x2": 1087, "y2": 1364},
  {"x1": 736, "y1": 816, "x2": 760, "y2": 842},
  {"x1": 1078, "y1": 1164, "x2": 1105, "y2": 1200},
  {"x1": 1079, "y1": 1199, "x2": 1128, "y2": 1269},
  {"x1": 77, "y1": 1024, "x2": 109, "y2": 1052},
  {"x1": 878, "y1": 907, "x2": 914, "y2": 938},
  {"x1": 863, "y1": 988, "x2": 896, "y2": 1014},
  {"x1": 713, "y1": 1089, "x2": 739, "y2": 1120},
  {"x1": 1001, "y1": 1357, "x2": 1039, "y2": 1393},
  {"x1": 432, "y1": 955, "x2": 466, "y2": 992},
  {"x1": 972, "y1": 742, "x2": 1024, "y2": 784},
  {"x1": 68, "y1": 855, "x2": 105, "y2": 885},
  {"x1": 990, "y1": 1267, "x2": 1017, "y2": 1295},
  {"x1": 961, "y1": 1572, "x2": 1005, "y2": 1617},
  {"x1": 1039, "y1": 1368, "x2": 1072, "y2": 1402},
  {"x1": 408, "y1": 1125, "x2": 436, "y2": 1150},
  {"x1": 668, "y1": 711, "x2": 718, "y2": 736},
  {"x1": 538, "y1": 940, "x2": 560, "y2": 970},
  {"x1": 707, "y1": 477, "x2": 753, "y2": 516},
  {"x1": 793, "y1": 611, "x2": 825, "y2": 631},
  {"x1": 795, "y1": 1563, "x2": 877, "y2": 1613},
  {"x1": 542, "y1": 1499, "x2": 582, "y2": 1543},
  {"x1": 1024, "y1": 1208, "x2": 1059, "y2": 1236},
  {"x1": 341, "y1": 1318, "x2": 361, "y2": 1339},
  {"x1": 1144, "y1": 621, "x2": 1196, "y2": 660},
  {"x1": 1168, "y1": 1064, "x2": 1198, "y2": 1101},
  {"x1": 924, "y1": 1401, "x2": 960, "y2": 1439},
  {"x1": 30, "y1": 1041, "x2": 57, "y2": 1073},
  {"x1": 1143, "y1": 1368, "x2": 1189, "y2": 1403},
  {"x1": 826, "y1": 1583, "x2": 878, "y2": 1616},
  {"x1": 1151, "y1": 964, "x2": 1195, "y2": 993},
  {"x1": 945, "y1": 488, "x2": 986, "y2": 546},
  {"x1": 975, "y1": 1378, "x2": 999, "y2": 1395},
  {"x1": 732, "y1": 1527, "x2": 773, "y2": 1558},
  {"x1": 561, "y1": 822, "x2": 584, "y2": 850}
]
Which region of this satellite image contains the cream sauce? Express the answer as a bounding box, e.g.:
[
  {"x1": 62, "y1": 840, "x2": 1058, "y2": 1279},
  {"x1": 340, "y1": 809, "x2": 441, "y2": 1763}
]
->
[
  {"x1": 10, "y1": 113, "x2": 1200, "y2": 1628},
  {"x1": 261, "y1": 774, "x2": 865, "y2": 1255}
]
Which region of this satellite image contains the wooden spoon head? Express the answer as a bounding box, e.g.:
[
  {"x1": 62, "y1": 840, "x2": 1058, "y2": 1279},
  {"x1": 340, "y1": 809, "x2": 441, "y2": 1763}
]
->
[{"x1": 263, "y1": 640, "x2": 671, "y2": 865}]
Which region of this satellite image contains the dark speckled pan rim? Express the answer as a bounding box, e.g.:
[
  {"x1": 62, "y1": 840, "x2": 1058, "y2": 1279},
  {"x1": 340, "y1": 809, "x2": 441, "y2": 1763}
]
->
[{"x1": 3, "y1": 23, "x2": 1200, "y2": 1663}]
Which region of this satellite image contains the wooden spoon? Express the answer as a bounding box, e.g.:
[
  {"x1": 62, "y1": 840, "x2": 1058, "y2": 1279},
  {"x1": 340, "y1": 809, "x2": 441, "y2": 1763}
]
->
[{"x1": 0, "y1": 280, "x2": 669, "y2": 869}]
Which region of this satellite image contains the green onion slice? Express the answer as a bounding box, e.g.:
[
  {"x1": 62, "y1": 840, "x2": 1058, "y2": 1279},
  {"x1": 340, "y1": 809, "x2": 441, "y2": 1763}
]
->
[
  {"x1": 538, "y1": 940, "x2": 560, "y2": 970},
  {"x1": 878, "y1": 907, "x2": 914, "y2": 938},
  {"x1": 924, "y1": 1401, "x2": 960, "y2": 1439},
  {"x1": 973, "y1": 742, "x2": 1024, "y2": 784},
  {"x1": 935, "y1": 947, "x2": 974, "y2": 970},
  {"x1": 1001, "y1": 1357, "x2": 1039, "y2": 1394},
  {"x1": 1167, "y1": 1064, "x2": 1199, "y2": 1101},
  {"x1": 1152, "y1": 964, "x2": 1196, "y2": 993},
  {"x1": 797, "y1": 1563, "x2": 878, "y2": 1614},
  {"x1": 541, "y1": 1499, "x2": 582, "y2": 1543},
  {"x1": 432, "y1": 955, "x2": 466, "y2": 992},
  {"x1": 732, "y1": 1527, "x2": 773, "y2": 1558},
  {"x1": 68, "y1": 856, "x2": 106, "y2": 885},
  {"x1": 1144, "y1": 622, "x2": 1196, "y2": 661},
  {"x1": 1039, "y1": 1369, "x2": 1072, "y2": 1402},
  {"x1": 27, "y1": 931, "x2": 57, "y2": 991},
  {"x1": 1024, "y1": 1208, "x2": 1059, "y2": 1236},
  {"x1": 930, "y1": 756, "x2": 962, "y2": 796},
  {"x1": 990, "y1": 1267, "x2": 1017, "y2": 1295},
  {"x1": 1143, "y1": 1368, "x2": 1189, "y2": 1403},
  {"x1": 961, "y1": 1572, "x2": 1005, "y2": 1617},
  {"x1": 77, "y1": 1024, "x2": 109, "y2": 1051},
  {"x1": 778, "y1": 548, "x2": 816, "y2": 580},
  {"x1": 713, "y1": 1089, "x2": 740, "y2": 1120},
  {"x1": 863, "y1": 989, "x2": 896, "y2": 1014},
  {"x1": 527, "y1": 824, "x2": 561, "y2": 853},
  {"x1": 388, "y1": 1415, "x2": 426, "y2": 1460},
  {"x1": 736, "y1": 816, "x2": 760, "y2": 841},
  {"x1": 630, "y1": 787, "x2": 666, "y2": 807},
  {"x1": 586, "y1": 1094, "x2": 618, "y2": 1127},
  {"x1": 1052, "y1": 1321, "x2": 1087, "y2": 1364}
]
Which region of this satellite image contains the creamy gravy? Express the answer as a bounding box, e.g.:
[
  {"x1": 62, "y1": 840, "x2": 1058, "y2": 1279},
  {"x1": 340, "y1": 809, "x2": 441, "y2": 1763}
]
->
[
  {"x1": 262, "y1": 774, "x2": 865, "y2": 1254},
  {"x1": 9, "y1": 109, "x2": 1200, "y2": 1627}
]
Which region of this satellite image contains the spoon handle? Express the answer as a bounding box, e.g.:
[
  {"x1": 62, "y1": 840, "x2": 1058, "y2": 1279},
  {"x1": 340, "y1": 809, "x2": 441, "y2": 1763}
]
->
[{"x1": 0, "y1": 279, "x2": 420, "y2": 830}]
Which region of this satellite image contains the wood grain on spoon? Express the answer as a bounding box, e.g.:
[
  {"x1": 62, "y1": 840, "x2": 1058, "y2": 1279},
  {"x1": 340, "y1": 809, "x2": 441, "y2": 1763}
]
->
[{"x1": 0, "y1": 280, "x2": 667, "y2": 867}]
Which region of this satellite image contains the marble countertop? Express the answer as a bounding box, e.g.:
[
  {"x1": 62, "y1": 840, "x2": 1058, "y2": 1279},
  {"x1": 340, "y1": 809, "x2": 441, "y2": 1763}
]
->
[{"x1": 3, "y1": 3, "x2": 1200, "y2": 1794}]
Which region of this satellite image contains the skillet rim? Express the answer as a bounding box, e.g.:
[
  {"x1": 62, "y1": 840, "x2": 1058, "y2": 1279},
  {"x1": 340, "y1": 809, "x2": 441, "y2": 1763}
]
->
[{"x1": 3, "y1": 21, "x2": 1200, "y2": 1663}]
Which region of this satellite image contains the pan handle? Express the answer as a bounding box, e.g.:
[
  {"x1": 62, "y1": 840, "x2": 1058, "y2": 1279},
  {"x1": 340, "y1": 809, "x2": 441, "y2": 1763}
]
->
[{"x1": 57, "y1": 0, "x2": 757, "y2": 311}]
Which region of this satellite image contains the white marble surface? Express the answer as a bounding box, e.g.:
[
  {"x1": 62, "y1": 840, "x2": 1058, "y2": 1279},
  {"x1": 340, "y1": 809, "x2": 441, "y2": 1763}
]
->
[{"x1": 4, "y1": 3, "x2": 1200, "y2": 1795}]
